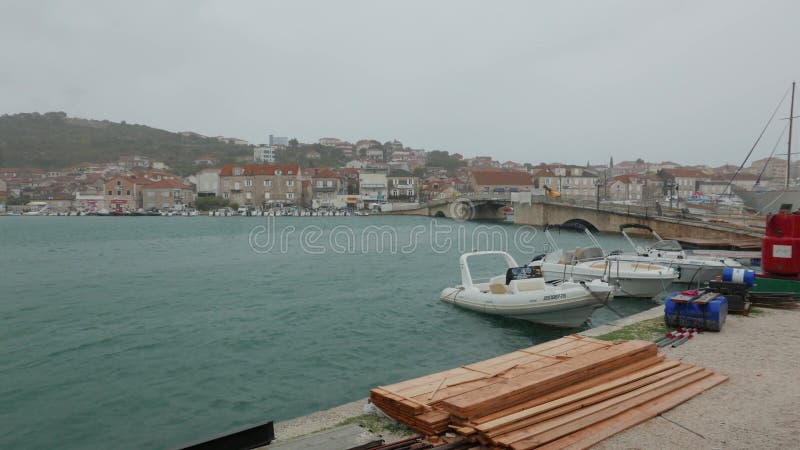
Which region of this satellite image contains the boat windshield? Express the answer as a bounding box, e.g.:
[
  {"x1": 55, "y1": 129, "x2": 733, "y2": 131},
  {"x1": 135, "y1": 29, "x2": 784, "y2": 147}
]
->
[
  {"x1": 652, "y1": 240, "x2": 683, "y2": 251},
  {"x1": 574, "y1": 246, "x2": 605, "y2": 262}
]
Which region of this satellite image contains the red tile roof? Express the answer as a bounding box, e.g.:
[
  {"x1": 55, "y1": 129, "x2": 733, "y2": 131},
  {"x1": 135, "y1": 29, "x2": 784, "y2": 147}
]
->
[
  {"x1": 470, "y1": 170, "x2": 533, "y2": 186},
  {"x1": 219, "y1": 164, "x2": 299, "y2": 177},
  {"x1": 613, "y1": 174, "x2": 641, "y2": 184},
  {"x1": 532, "y1": 169, "x2": 557, "y2": 177},
  {"x1": 310, "y1": 168, "x2": 339, "y2": 179},
  {"x1": 661, "y1": 168, "x2": 708, "y2": 178},
  {"x1": 142, "y1": 179, "x2": 193, "y2": 190}
]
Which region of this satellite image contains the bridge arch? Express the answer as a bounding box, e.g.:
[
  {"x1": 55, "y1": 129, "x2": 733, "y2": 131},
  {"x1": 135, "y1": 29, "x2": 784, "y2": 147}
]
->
[
  {"x1": 562, "y1": 218, "x2": 599, "y2": 233},
  {"x1": 433, "y1": 211, "x2": 446, "y2": 218}
]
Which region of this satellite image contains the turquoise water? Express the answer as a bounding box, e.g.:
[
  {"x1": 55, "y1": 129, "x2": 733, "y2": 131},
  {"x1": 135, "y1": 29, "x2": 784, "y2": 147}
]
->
[{"x1": 0, "y1": 216, "x2": 658, "y2": 449}]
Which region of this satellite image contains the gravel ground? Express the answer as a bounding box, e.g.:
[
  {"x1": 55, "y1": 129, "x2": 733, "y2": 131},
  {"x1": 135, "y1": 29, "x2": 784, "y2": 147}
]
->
[{"x1": 594, "y1": 308, "x2": 800, "y2": 450}]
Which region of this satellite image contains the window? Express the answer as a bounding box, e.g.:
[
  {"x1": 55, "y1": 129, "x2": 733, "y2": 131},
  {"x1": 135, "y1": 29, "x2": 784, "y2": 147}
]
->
[
  {"x1": 116, "y1": 181, "x2": 122, "y2": 187},
  {"x1": 108, "y1": 190, "x2": 112, "y2": 195},
  {"x1": 246, "y1": 192, "x2": 252, "y2": 199},
  {"x1": 286, "y1": 192, "x2": 295, "y2": 200},
  {"x1": 147, "y1": 191, "x2": 154, "y2": 197},
  {"x1": 326, "y1": 180, "x2": 333, "y2": 187},
  {"x1": 233, "y1": 167, "x2": 244, "y2": 176},
  {"x1": 222, "y1": 193, "x2": 230, "y2": 199},
  {"x1": 286, "y1": 179, "x2": 295, "y2": 187},
  {"x1": 117, "y1": 190, "x2": 121, "y2": 196},
  {"x1": 275, "y1": 169, "x2": 282, "y2": 175},
  {"x1": 126, "y1": 190, "x2": 131, "y2": 195},
  {"x1": 407, "y1": 189, "x2": 414, "y2": 196},
  {"x1": 234, "y1": 182, "x2": 241, "y2": 190},
  {"x1": 392, "y1": 189, "x2": 399, "y2": 196},
  {"x1": 406, "y1": 179, "x2": 412, "y2": 185},
  {"x1": 316, "y1": 180, "x2": 323, "y2": 187},
  {"x1": 162, "y1": 191, "x2": 169, "y2": 198},
  {"x1": 263, "y1": 179, "x2": 272, "y2": 187},
  {"x1": 264, "y1": 192, "x2": 270, "y2": 200},
  {"x1": 245, "y1": 179, "x2": 252, "y2": 187}
]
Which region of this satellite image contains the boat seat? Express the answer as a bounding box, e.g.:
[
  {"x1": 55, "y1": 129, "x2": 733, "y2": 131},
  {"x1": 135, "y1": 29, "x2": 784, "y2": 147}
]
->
[
  {"x1": 489, "y1": 275, "x2": 509, "y2": 294},
  {"x1": 509, "y1": 278, "x2": 546, "y2": 294}
]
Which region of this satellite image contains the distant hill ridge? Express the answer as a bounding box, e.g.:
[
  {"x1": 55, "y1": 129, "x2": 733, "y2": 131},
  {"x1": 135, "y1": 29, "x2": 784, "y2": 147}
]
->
[{"x1": 0, "y1": 111, "x2": 251, "y2": 174}]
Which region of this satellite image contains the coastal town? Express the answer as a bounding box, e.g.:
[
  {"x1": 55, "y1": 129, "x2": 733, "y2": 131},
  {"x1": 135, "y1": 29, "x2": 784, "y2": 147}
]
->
[
  {"x1": 0, "y1": 133, "x2": 789, "y2": 215},
  {"x1": 5, "y1": 1, "x2": 800, "y2": 449}
]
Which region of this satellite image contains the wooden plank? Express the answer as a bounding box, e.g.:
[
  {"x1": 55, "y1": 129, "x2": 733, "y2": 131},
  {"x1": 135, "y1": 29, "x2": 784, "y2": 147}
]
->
[
  {"x1": 470, "y1": 355, "x2": 666, "y2": 424},
  {"x1": 535, "y1": 373, "x2": 729, "y2": 450},
  {"x1": 389, "y1": 367, "x2": 485, "y2": 396},
  {"x1": 496, "y1": 343, "x2": 613, "y2": 381},
  {"x1": 395, "y1": 352, "x2": 554, "y2": 399},
  {"x1": 390, "y1": 336, "x2": 610, "y2": 400},
  {"x1": 482, "y1": 363, "x2": 693, "y2": 439},
  {"x1": 440, "y1": 341, "x2": 657, "y2": 419},
  {"x1": 370, "y1": 387, "x2": 428, "y2": 416},
  {"x1": 497, "y1": 366, "x2": 708, "y2": 445},
  {"x1": 428, "y1": 377, "x2": 448, "y2": 401},
  {"x1": 418, "y1": 358, "x2": 563, "y2": 404},
  {"x1": 694, "y1": 292, "x2": 720, "y2": 305},
  {"x1": 475, "y1": 360, "x2": 683, "y2": 433},
  {"x1": 501, "y1": 368, "x2": 712, "y2": 449}
]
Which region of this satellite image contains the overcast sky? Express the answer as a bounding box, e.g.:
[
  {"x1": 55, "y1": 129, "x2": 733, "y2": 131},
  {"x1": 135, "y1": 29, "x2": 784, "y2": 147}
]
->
[{"x1": 2, "y1": 0, "x2": 800, "y2": 165}]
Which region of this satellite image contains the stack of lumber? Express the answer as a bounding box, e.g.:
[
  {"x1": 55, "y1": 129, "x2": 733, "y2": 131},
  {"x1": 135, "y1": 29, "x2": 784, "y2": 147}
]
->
[{"x1": 370, "y1": 335, "x2": 727, "y2": 449}]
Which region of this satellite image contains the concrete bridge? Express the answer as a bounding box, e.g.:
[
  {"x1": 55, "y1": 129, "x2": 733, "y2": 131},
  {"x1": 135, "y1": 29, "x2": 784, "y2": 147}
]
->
[
  {"x1": 386, "y1": 193, "x2": 762, "y2": 243},
  {"x1": 513, "y1": 200, "x2": 762, "y2": 242}
]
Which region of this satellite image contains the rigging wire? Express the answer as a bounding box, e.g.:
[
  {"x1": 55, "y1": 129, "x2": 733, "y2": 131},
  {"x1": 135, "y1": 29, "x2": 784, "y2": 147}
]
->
[
  {"x1": 722, "y1": 86, "x2": 792, "y2": 196},
  {"x1": 754, "y1": 121, "x2": 789, "y2": 188}
]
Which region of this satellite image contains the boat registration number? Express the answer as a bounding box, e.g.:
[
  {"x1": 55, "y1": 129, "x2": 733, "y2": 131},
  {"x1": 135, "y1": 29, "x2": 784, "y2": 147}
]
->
[{"x1": 542, "y1": 293, "x2": 567, "y2": 301}]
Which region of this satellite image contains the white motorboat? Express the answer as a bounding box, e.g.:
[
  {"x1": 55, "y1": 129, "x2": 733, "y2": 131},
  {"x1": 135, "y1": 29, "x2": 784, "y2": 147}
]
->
[
  {"x1": 439, "y1": 251, "x2": 613, "y2": 328},
  {"x1": 613, "y1": 224, "x2": 742, "y2": 284},
  {"x1": 529, "y1": 226, "x2": 678, "y2": 298},
  {"x1": 22, "y1": 202, "x2": 49, "y2": 216}
]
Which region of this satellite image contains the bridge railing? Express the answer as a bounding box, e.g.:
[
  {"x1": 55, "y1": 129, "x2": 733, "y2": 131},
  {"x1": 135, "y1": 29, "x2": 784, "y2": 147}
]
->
[{"x1": 526, "y1": 197, "x2": 764, "y2": 234}]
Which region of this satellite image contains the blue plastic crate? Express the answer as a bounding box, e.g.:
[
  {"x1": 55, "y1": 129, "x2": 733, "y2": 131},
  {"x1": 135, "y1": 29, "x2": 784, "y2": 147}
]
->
[{"x1": 664, "y1": 292, "x2": 728, "y2": 331}]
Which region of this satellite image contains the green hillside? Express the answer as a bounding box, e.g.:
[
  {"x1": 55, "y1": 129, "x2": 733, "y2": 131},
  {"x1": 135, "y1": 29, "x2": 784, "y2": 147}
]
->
[{"x1": 0, "y1": 112, "x2": 252, "y2": 174}]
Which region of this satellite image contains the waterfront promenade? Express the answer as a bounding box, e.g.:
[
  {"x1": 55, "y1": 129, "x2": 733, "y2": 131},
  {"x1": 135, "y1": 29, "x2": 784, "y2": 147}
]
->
[{"x1": 266, "y1": 308, "x2": 800, "y2": 449}]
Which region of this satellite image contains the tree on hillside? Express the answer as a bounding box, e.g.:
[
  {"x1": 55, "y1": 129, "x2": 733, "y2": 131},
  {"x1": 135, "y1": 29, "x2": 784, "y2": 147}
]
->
[
  {"x1": 0, "y1": 112, "x2": 252, "y2": 173},
  {"x1": 426, "y1": 150, "x2": 466, "y2": 176}
]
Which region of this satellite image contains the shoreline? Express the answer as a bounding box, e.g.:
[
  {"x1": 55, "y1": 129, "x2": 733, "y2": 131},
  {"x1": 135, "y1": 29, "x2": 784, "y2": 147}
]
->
[
  {"x1": 268, "y1": 306, "x2": 800, "y2": 448},
  {"x1": 266, "y1": 305, "x2": 665, "y2": 445}
]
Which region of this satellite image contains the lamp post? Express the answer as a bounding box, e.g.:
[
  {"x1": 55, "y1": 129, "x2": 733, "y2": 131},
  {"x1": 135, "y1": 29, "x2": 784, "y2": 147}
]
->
[{"x1": 595, "y1": 179, "x2": 604, "y2": 210}]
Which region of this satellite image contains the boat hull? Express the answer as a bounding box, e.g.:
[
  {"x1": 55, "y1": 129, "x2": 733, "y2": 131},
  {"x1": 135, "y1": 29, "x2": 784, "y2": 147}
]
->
[
  {"x1": 608, "y1": 256, "x2": 734, "y2": 284},
  {"x1": 439, "y1": 286, "x2": 608, "y2": 328},
  {"x1": 535, "y1": 262, "x2": 676, "y2": 298},
  {"x1": 735, "y1": 189, "x2": 800, "y2": 215}
]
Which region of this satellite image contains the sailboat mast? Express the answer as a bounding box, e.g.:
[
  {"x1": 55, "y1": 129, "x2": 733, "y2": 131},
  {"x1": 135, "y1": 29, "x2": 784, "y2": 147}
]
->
[{"x1": 787, "y1": 81, "x2": 795, "y2": 189}]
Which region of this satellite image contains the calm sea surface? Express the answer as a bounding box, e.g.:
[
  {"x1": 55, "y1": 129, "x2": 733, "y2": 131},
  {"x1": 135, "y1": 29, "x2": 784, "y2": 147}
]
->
[{"x1": 0, "y1": 216, "x2": 661, "y2": 449}]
